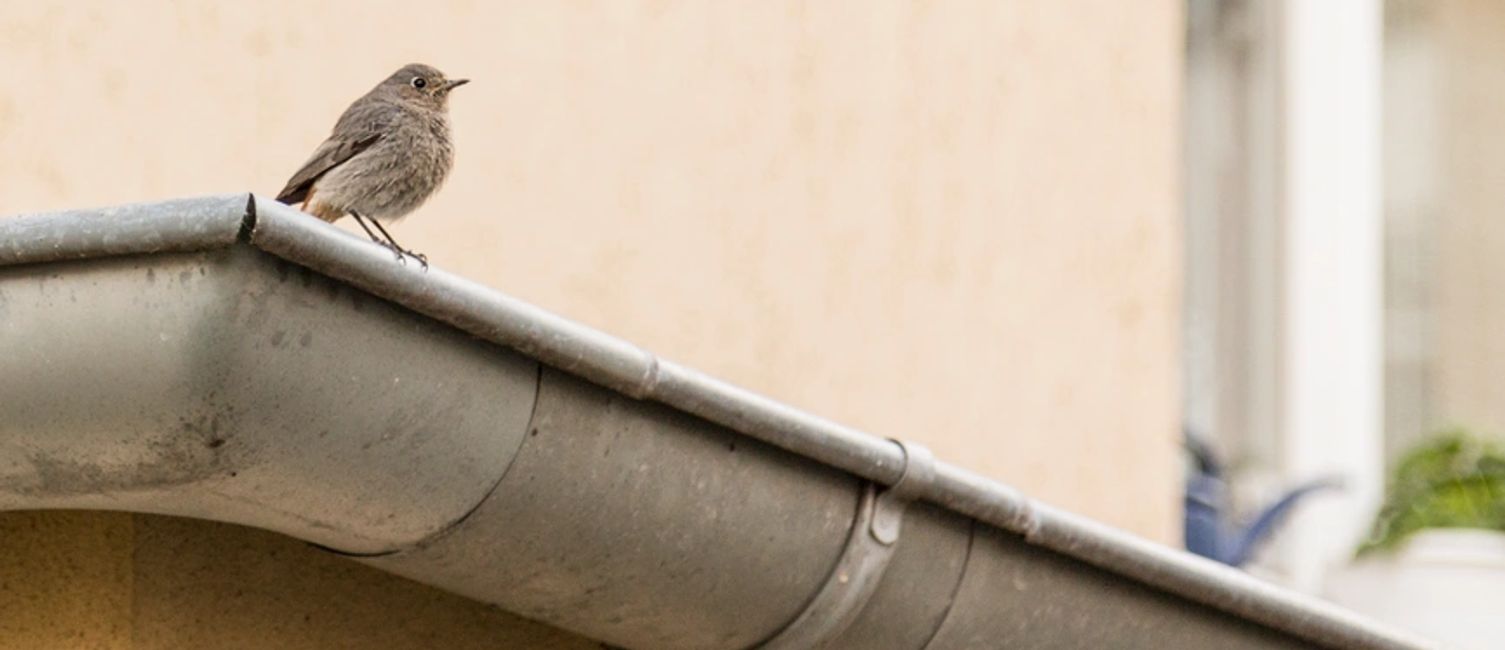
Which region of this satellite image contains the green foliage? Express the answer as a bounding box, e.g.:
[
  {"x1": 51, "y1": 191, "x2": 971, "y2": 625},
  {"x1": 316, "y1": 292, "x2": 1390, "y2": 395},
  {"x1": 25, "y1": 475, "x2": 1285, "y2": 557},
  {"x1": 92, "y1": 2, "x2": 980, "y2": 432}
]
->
[{"x1": 1358, "y1": 429, "x2": 1505, "y2": 556}]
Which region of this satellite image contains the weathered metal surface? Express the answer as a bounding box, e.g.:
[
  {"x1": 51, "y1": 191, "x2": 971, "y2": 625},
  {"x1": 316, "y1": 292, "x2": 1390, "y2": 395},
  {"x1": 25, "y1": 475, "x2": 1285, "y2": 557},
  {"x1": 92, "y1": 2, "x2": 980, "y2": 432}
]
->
[
  {"x1": 0, "y1": 196, "x2": 1440, "y2": 649},
  {"x1": 822, "y1": 504, "x2": 974, "y2": 650},
  {"x1": 869, "y1": 439, "x2": 935, "y2": 546},
  {"x1": 923, "y1": 526, "x2": 1309, "y2": 649},
  {"x1": 0, "y1": 245, "x2": 538, "y2": 553},
  {"x1": 756, "y1": 485, "x2": 900, "y2": 650},
  {"x1": 758, "y1": 441, "x2": 939, "y2": 649},
  {"x1": 0, "y1": 195, "x2": 247, "y2": 266},
  {"x1": 247, "y1": 196, "x2": 1433, "y2": 649},
  {"x1": 1017, "y1": 503, "x2": 1422, "y2": 649},
  {"x1": 364, "y1": 369, "x2": 861, "y2": 650},
  {"x1": 247, "y1": 197, "x2": 662, "y2": 400}
]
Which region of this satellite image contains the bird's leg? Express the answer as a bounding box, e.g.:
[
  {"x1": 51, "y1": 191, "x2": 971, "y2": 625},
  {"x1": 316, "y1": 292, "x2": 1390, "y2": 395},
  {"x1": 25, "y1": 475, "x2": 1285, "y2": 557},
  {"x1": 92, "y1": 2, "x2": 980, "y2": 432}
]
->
[
  {"x1": 349, "y1": 211, "x2": 384, "y2": 243},
  {"x1": 367, "y1": 218, "x2": 429, "y2": 270},
  {"x1": 349, "y1": 211, "x2": 406, "y2": 265}
]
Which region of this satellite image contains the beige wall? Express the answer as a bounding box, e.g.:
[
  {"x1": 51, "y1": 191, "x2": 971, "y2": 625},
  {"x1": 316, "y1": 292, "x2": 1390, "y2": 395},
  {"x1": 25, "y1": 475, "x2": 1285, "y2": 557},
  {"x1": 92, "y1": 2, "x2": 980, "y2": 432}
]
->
[{"x1": 0, "y1": 1, "x2": 1182, "y2": 645}]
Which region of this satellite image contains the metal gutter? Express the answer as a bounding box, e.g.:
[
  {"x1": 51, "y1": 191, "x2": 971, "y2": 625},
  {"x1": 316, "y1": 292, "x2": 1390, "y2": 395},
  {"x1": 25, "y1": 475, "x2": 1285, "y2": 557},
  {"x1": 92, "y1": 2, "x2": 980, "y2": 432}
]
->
[{"x1": 0, "y1": 195, "x2": 1440, "y2": 649}]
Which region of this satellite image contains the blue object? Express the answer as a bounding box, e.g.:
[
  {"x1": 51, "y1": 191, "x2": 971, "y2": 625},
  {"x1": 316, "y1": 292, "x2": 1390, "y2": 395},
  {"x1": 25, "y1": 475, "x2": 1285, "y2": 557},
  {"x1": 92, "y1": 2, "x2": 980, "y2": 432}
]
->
[{"x1": 1183, "y1": 432, "x2": 1341, "y2": 567}]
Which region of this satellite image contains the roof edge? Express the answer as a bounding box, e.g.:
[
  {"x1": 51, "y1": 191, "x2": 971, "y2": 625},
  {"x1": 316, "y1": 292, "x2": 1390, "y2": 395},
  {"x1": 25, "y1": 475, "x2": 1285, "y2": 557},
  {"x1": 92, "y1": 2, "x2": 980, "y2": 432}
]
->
[
  {"x1": 0, "y1": 194, "x2": 250, "y2": 267},
  {"x1": 0, "y1": 195, "x2": 1438, "y2": 649}
]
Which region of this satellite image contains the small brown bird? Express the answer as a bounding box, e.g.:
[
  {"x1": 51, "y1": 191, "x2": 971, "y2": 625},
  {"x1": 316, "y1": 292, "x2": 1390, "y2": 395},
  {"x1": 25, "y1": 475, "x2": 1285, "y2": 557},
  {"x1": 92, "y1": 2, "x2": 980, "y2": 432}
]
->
[{"x1": 276, "y1": 63, "x2": 469, "y2": 266}]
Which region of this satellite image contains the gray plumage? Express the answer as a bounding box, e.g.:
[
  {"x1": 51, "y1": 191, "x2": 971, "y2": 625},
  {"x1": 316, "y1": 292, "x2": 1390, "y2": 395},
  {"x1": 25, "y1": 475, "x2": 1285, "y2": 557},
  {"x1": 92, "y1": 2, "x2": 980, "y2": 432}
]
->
[{"x1": 277, "y1": 63, "x2": 468, "y2": 225}]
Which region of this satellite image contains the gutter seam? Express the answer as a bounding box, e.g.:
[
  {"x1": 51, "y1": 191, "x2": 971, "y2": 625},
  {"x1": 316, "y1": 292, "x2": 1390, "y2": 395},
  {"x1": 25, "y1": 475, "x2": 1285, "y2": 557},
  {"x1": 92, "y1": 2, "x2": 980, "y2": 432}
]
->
[
  {"x1": 239, "y1": 194, "x2": 258, "y2": 243},
  {"x1": 752, "y1": 485, "x2": 893, "y2": 649},
  {"x1": 324, "y1": 362, "x2": 549, "y2": 559},
  {"x1": 632, "y1": 355, "x2": 662, "y2": 400},
  {"x1": 915, "y1": 518, "x2": 978, "y2": 650}
]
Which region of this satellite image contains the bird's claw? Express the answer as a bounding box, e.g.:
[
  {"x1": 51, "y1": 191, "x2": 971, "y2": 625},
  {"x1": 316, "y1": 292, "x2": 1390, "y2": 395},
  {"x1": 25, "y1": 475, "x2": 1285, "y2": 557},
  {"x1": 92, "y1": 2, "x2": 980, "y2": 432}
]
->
[
  {"x1": 374, "y1": 240, "x2": 429, "y2": 271},
  {"x1": 393, "y1": 246, "x2": 428, "y2": 270},
  {"x1": 381, "y1": 242, "x2": 408, "y2": 265}
]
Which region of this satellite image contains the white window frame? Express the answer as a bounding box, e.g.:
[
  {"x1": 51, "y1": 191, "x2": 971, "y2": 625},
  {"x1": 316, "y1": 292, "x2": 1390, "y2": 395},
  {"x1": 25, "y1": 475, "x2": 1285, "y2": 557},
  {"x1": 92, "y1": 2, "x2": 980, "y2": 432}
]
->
[{"x1": 1184, "y1": 0, "x2": 1384, "y2": 593}]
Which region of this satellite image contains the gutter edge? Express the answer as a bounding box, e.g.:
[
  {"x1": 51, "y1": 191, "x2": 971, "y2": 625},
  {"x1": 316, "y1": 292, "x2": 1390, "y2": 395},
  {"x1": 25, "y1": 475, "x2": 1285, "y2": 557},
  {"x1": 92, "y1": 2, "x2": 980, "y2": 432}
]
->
[{"x1": 0, "y1": 194, "x2": 248, "y2": 267}]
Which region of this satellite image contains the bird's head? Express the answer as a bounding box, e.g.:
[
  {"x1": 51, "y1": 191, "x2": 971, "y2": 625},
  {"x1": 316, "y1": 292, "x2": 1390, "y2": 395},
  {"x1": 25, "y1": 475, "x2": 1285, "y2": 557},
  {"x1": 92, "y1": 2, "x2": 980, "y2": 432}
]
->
[{"x1": 385, "y1": 63, "x2": 469, "y2": 110}]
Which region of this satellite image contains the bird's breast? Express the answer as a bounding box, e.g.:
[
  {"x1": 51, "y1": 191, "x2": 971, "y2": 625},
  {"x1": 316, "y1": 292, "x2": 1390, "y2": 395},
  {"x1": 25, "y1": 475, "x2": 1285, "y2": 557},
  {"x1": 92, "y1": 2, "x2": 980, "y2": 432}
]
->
[{"x1": 334, "y1": 116, "x2": 454, "y2": 221}]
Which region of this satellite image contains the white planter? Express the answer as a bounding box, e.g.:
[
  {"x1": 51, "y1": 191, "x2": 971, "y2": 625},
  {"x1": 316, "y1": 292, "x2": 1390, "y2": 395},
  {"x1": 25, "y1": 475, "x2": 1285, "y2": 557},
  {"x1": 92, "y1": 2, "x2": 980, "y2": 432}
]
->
[{"x1": 1325, "y1": 529, "x2": 1505, "y2": 649}]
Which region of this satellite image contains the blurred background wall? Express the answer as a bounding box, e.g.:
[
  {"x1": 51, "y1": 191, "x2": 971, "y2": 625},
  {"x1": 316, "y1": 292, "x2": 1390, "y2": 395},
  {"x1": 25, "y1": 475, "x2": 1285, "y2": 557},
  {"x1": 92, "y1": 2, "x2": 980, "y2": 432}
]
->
[
  {"x1": 1185, "y1": 0, "x2": 1505, "y2": 595},
  {"x1": 0, "y1": 1, "x2": 1183, "y2": 647}
]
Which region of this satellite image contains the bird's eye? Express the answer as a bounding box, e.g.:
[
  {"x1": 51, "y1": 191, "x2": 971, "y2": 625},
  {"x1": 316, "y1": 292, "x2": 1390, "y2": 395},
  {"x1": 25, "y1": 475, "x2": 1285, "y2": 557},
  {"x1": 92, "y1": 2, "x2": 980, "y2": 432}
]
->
[{"x1": 411, "y1": 77, "x2": 427, "y2": 89}]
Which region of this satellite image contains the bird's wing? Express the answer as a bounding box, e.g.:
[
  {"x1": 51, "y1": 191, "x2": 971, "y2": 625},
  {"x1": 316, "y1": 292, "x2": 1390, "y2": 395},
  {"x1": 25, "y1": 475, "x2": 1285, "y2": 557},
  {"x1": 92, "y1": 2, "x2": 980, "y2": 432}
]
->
[
  {"x1": 274, "y1": 101, "x2": 394, "y2": 205},
  {"x1": 274, "y1": 132, "x2": 382, "y2": 205}
]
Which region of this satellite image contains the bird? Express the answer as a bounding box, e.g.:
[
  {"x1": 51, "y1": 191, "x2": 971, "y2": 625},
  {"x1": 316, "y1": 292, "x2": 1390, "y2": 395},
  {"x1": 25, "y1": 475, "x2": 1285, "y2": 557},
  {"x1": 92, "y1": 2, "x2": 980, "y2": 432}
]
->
[{"x1": 275, "y1": 63, "x2": 469, "y2": 267}]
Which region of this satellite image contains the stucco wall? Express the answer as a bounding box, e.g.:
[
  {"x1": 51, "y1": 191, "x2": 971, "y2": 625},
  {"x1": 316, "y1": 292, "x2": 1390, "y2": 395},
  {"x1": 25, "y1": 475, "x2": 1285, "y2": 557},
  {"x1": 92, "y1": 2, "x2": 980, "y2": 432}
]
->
[{"x1": 0, "y1": 1, "x2": 1181, "y2": 645}]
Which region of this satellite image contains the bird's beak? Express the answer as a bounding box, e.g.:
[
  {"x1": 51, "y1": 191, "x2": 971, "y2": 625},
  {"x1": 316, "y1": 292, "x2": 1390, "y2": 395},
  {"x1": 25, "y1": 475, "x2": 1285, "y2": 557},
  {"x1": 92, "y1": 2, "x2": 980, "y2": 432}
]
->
[{"x1": 443, "y1": 79, "x2": 470, "y2": 92}]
